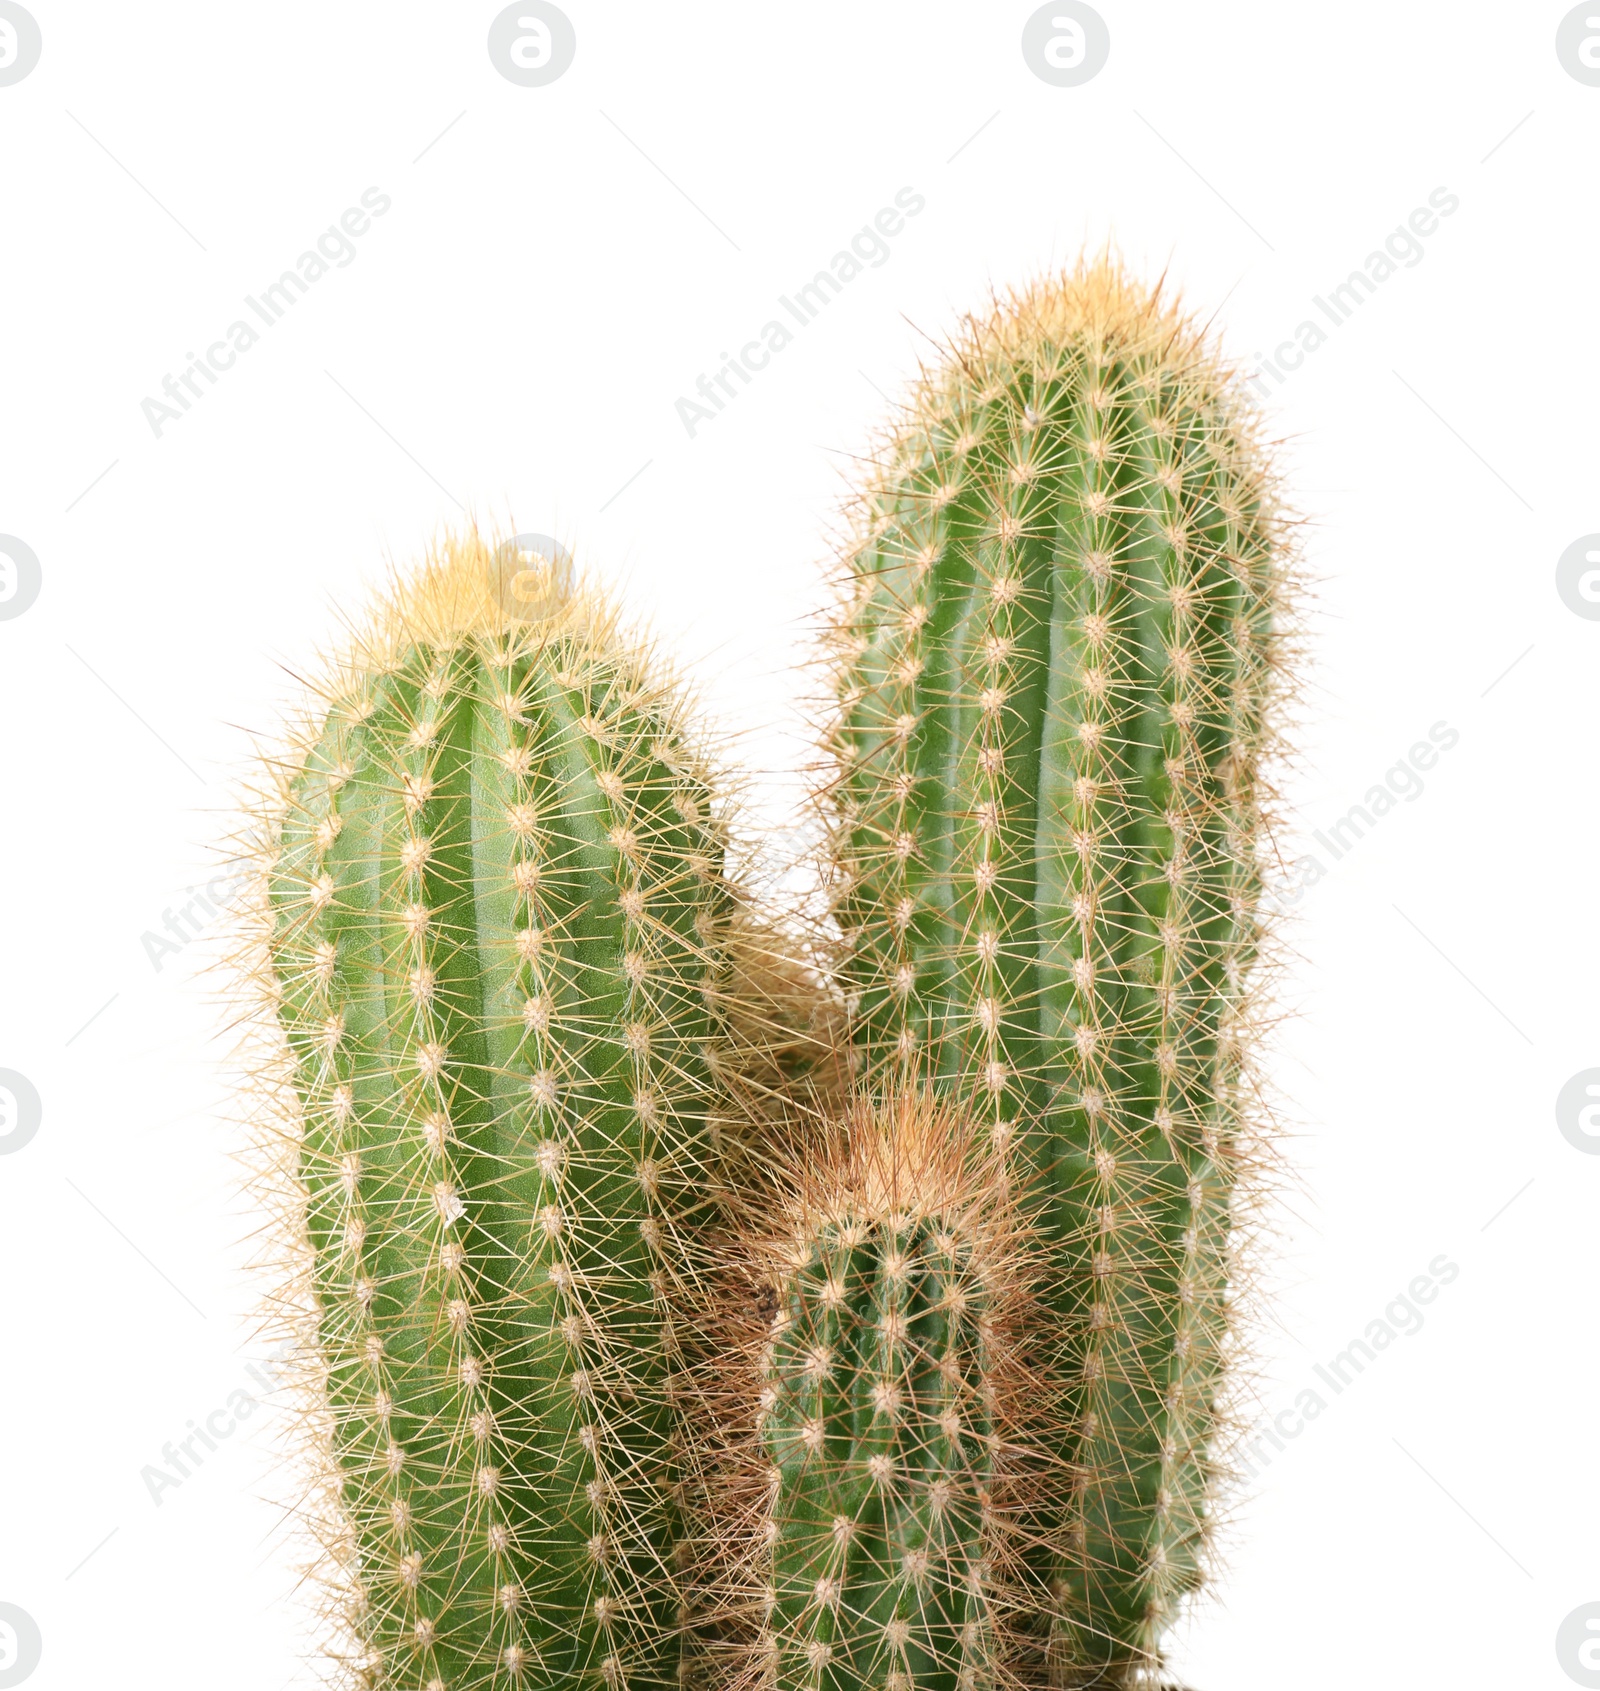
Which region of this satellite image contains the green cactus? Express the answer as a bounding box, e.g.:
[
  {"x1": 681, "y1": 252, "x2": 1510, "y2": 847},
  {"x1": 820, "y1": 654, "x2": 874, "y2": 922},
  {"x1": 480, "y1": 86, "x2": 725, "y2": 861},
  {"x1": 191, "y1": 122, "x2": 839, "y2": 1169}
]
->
[
  {"x1": 262, "y1": 533, "x2": 737, "y2": 1691},
  {"x1": 825, "y1": 261, "x2": 1289, "y2": 1683},
  {"x1": 726, "y1": 1096, "x2": 1036, "y2": 1691}
]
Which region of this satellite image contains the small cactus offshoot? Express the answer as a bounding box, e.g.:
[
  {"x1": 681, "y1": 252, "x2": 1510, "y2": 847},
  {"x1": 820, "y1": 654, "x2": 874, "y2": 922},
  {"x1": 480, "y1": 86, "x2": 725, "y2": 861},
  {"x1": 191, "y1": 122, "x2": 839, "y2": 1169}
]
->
[{"x1": 706, "y1": 1093, "x2": 1047, "y2": 1691}]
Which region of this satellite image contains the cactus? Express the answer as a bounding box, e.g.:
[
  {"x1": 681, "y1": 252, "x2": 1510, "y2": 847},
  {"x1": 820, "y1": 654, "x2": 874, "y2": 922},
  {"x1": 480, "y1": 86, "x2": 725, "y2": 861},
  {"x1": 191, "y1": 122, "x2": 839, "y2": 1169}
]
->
[
  {"x1": 824, "y1": 260, "x2": 1290, "y2": 1683},
  {"x1": 260, "y1": 533, "x2": 739, "y2": 1691},
  {"x1": 714, "y1": 1094, "x2": 1041, "y2": 1691}
]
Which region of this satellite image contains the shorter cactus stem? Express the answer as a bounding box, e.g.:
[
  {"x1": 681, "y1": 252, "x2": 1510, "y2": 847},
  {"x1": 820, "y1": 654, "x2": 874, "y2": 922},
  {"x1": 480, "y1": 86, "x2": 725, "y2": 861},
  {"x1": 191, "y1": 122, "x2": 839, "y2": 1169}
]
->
[
  {"x1": 258, "y1": 531, "x2": 740, "y2": 1690},
  {"x1": 764, "y1": 1210, "x2": 993, "y2": 1691},
  {"x1": 732, "y1": 1095, "x2": 1037, "y2": 1691}
]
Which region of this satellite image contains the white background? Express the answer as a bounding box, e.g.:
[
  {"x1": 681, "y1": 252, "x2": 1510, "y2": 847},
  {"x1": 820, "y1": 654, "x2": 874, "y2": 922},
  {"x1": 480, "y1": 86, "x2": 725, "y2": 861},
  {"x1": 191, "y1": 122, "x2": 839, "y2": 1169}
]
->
[{"x1": 1, "y1": 4, "x2": 1597, "y2": 1688}]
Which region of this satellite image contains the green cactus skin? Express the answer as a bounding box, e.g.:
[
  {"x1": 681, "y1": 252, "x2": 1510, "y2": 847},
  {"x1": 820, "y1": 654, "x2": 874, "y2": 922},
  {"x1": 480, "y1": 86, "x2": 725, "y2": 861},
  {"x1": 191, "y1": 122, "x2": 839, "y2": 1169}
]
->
[
  {"x1": 265, "y1": 538, "x2": 734, "y2": 1691},
  {"x1": 826, "y1": 263, "x2": 1286, "y2": 1684},
  {"x1": 759, "y1": 1214, "x2": 994, "y2": 1691},
  {"x1": 745, "y1": 1100, "x2": 1028, "y2": 1691}
]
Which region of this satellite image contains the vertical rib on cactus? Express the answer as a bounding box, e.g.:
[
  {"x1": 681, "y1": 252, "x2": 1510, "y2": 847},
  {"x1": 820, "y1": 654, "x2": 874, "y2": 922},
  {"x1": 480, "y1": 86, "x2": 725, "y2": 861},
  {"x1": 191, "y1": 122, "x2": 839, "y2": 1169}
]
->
[
  {"x1": 825, "y1": 260, "x2": 1290, "y2": 1684},
  {"x1": 263, "y1": 532, "x2": 735, "y2": 1691},
  {"x1": 715, "y1": 1094, "x2": 1043, "y2": 1691}
]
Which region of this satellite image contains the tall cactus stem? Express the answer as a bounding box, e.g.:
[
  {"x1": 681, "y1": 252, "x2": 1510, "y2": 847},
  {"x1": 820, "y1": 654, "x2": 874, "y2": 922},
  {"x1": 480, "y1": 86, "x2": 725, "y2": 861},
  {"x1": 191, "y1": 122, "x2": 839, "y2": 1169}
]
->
[
  {"x1": 248, "y1": 530, "x2": 744, "y2": 1691},
  {"x1": 823, "y1": 259, "x2": 1295, "y2": 1684}
]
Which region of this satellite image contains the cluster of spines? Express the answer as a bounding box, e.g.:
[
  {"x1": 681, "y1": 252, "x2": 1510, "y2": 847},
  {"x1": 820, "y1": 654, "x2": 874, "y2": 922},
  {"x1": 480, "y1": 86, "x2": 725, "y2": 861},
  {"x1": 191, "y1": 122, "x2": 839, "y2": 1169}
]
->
[
  {"x1": 264, "y1": 535, "x2": 738, "y2": 1690},
  {"x1": 824, "y1": 262, "x2": 1287, "y2": 1682}
]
